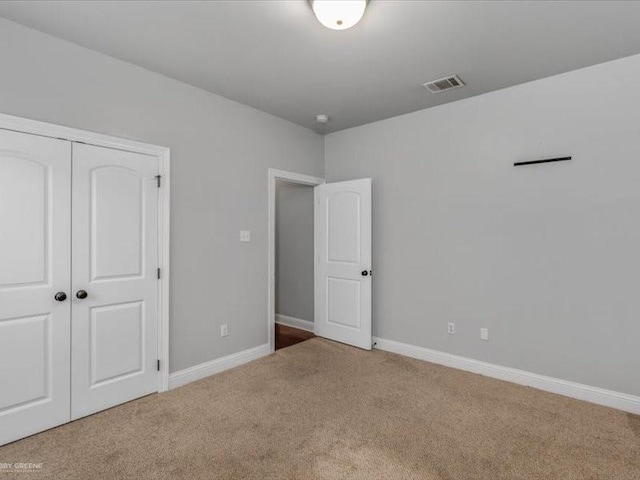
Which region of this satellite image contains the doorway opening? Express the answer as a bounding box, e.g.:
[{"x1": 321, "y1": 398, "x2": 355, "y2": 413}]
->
[
  {"x1": 268, "y1": 169, "x2": 324, "y2": 352},
  {"x1": 275, "y1": 178, "x2": 316, "y2": 350},
  {"x1": 268, "y1": 169, "x2": 372, "y2": 353}
]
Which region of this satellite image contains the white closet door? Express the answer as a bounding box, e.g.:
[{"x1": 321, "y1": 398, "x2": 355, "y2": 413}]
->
[
  {"x1": 0, "y1": 130, "x2": 71, "y2": 446},
  {"x1": 315, "y1": 178, "x2": 372, "y2": 350},
  {"x1": 71, "y1": 143, "x2": 159, "y2": 420}
]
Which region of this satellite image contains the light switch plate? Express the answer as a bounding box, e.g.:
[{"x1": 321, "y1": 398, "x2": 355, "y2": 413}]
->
[
  {"x1": 480, "y1": 328, "x2": 489, "y2": 341},
  {"x1": 240, "y1": 230, "x2": 251, "y2": 242}
]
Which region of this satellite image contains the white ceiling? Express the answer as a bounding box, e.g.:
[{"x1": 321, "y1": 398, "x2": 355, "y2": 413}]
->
[{"x1": 1, "y1": 1, "x2": 640, "y2": 133}]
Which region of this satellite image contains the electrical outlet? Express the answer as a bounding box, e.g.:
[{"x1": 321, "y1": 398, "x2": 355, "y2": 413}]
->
[
  {"x1": 447, "y1": 322, "x2": 455, "y2": 335},
  {"x1": 240, "y1": 230, "x2": 251, "y2": 242},
  {"x1": 480, "y1": 328, "x2": 489, "y2": 341},
  {"x1": 220, "y1": 324, "x2": 229, "y2": 337}
]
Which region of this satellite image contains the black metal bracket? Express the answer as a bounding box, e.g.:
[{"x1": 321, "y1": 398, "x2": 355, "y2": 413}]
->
[{"x1": 514, "y1": 156, "x2": 572, "y2": 167}]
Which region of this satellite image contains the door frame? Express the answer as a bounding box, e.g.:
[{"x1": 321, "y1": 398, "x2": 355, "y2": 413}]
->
[
  {"x1": 267, "y1": 168, "x2": 324, "y2": 352},
  {"x1": 0, "y1": 112, "x2": 171, "y2": 393}
]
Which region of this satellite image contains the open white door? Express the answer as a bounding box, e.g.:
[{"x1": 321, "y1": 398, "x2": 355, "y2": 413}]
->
[{"x1": 315, "y1": 178, "x2": 371, "y2": 350}]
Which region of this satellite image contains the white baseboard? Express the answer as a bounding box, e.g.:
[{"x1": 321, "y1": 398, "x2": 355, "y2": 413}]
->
[
  {"x1": 275, "y1": 314, "x2": 314, "y2": 333},
  {"x1": 373, "y1": 336, "x2": 640, "y2": 415},
  {"x1": 169, "y1": 343, "x2": 270, "y2": 390}
]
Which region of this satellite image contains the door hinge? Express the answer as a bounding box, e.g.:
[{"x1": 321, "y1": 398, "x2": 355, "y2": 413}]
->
[
  {"x1": 157, "y1": 360, "x2": 161, "y2": 371},
  {"x1": 155, "y1": 175, "x2": 162, "y2": 188},
  {"x1": 157, "y1": 268, "x2": 161, "y2": 279}
]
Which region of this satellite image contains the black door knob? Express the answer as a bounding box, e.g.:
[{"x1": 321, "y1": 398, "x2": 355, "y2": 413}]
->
[
  {"x1": 76, "y1": 290, "x2": 88, "y2": 299},
  {"x1": 361, "y1": 270, "x2": 368, "y2": 276},
  {"x1": 54, "y1": 292, "x2": 67, "y2": 302}
]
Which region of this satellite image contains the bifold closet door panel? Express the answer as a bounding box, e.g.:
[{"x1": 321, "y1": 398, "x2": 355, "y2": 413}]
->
[
  {"x1": 0, "y1": 130, "x2": 71, "y2": 446},
  {"x1": 71, "y1": 143, "x2": 159, "y2": 420}
]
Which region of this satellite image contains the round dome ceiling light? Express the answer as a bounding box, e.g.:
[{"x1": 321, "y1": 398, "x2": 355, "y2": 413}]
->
[
  {"x1": 316, "y1": 114, "x2": 329, "y2": 124},
  {"x1": 311, "y1": 0, "x2": 367, "y2": 31}
]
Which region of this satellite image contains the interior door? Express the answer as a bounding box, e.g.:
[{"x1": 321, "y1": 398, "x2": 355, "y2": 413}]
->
[
  {"x1": 0, "y1": 130, "x2": 71, "y2": 445},
  {"x1": 315, "y1": 178, "x2": 372, "y2": 349},
  {"x1": 71, "y1": 143, "x2": 159, "y2": 420}
]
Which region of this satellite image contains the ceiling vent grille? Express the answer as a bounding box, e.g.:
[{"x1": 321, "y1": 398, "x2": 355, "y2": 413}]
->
[{"x1": 423, "y1": 74, "x2": 465, "y2": 93}]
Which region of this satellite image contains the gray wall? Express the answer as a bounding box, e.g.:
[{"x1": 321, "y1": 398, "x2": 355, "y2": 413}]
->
[
  {"x1": 0, "y1": 18, "x2": 324, "y2": 373},
  {"x1": 325, "y1": 54, "x2": 640, "y2": 397},
  {"x1": 275, "y1": 180, "x2": 314, "y2": 322}
]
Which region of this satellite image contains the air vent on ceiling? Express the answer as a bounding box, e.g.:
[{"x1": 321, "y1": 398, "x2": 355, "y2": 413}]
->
[{"x1": 423, "y1": 74, "x2": 465, "y2": 93}]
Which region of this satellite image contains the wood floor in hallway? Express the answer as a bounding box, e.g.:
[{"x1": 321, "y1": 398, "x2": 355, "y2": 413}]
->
[{"x1": 275, "y1": 323, "x2": 315, "y2": 350}]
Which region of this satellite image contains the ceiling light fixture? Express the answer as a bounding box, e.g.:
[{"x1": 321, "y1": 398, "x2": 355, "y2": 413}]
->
[{"x1": 310, "y1": 0, "x2": 367, "y2": 31}]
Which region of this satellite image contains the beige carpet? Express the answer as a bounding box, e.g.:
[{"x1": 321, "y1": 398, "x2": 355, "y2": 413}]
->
[{"x1": 1, "y1": 338, "x2": 639, "y2": 479}]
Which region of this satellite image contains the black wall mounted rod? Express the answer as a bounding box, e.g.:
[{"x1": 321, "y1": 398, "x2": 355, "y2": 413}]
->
[{"x1": 514, "y1": 156, "x2": 572, "y2": 167}]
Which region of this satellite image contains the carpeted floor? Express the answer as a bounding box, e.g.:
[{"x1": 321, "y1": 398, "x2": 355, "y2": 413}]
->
[{"x1": 1, "y1": 338, "x2": 639, "y2": 479}]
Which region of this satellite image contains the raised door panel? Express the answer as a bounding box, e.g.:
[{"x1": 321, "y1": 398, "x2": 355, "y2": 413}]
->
[
  {"x1": 327, "y1": 278, "x2": 361, "y2": 329},
  {"x1": 0, "y1": 314, "x2": 49, "y2": 412},
  {"x1": 0, "y1": 130, "x2": 71, "y2": 446},
  {"x1": 0, "y1": 156, "x2": 48, "y2": 287},
  {"x1": 90, "y1": 301, "x2": 144, "y2": 386},
  {"x1": 91, "y1": 167, "x2": 144, "y2": 281},
  {"x1": 327, "y1": 192, "x2": 361, "y2": 264}
]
